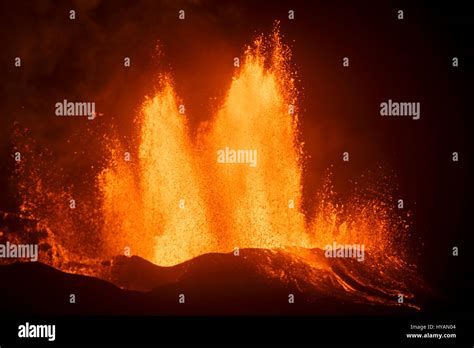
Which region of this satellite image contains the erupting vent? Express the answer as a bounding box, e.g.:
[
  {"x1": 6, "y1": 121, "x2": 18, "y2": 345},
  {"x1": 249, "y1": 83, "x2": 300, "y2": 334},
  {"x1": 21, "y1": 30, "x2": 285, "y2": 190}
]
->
[{"x1": 11, "y1": 28, "x2": 418, "y2": 306}]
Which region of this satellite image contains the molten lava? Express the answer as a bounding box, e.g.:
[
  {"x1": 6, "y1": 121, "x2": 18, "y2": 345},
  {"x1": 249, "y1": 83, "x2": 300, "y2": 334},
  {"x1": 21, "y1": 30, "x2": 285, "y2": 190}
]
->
[
  {"x1": 205, "y1": 33, "x2": 309, "y2": 252},
  {"x1": 99, "y1": 77, "x2": 218, "y2": 265},
  {"x1": 96, "y1": 30, "x2": 314, "y2": 266},
  {"x1": 9, "y1": 27, "x2": 420, "y2": 308},
  {"x1": 97, "y1": 29, "x2": 407, "y2": 267}
]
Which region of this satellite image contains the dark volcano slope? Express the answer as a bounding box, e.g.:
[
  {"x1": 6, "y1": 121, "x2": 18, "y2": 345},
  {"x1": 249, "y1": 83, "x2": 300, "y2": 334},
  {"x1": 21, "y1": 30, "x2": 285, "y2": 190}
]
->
[{"x1": 0, "y1": 248, "x2": 429, "y2": 315}]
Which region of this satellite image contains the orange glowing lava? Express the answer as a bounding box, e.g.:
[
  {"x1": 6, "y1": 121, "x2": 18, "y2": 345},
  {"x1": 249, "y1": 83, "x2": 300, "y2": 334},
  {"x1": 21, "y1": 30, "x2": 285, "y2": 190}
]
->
[
  {"x1": 99, "y1": 77, "x2": 219, "y2": 265},
  {"x1": 96, "y1": 28, "x2": 407, "y2": 267},
  {"x1": 10, "y1": 27, "x2": 416, "y2": 305},
  {"x1": 98, "y1": 30, "x2": 311, "y2": 266}
]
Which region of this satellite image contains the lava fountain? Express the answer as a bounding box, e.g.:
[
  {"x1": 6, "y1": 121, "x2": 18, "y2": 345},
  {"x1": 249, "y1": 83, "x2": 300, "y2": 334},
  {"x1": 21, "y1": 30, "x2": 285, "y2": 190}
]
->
[
  {"x1": 204, "y1": 32, "x2": 309, "y2": 252},
  {"x1": 99, "y1": 77, "x2": 219, "y2": 265},
  {"x1": 98, "y1": 29, "x2": 406, "y2": 266},
  {"x1": 7, "y1": 27, "x2": 422, "y2": 308},
  {"x1": 98, "y1": 30, "x2": 313, "y2": 266}
]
